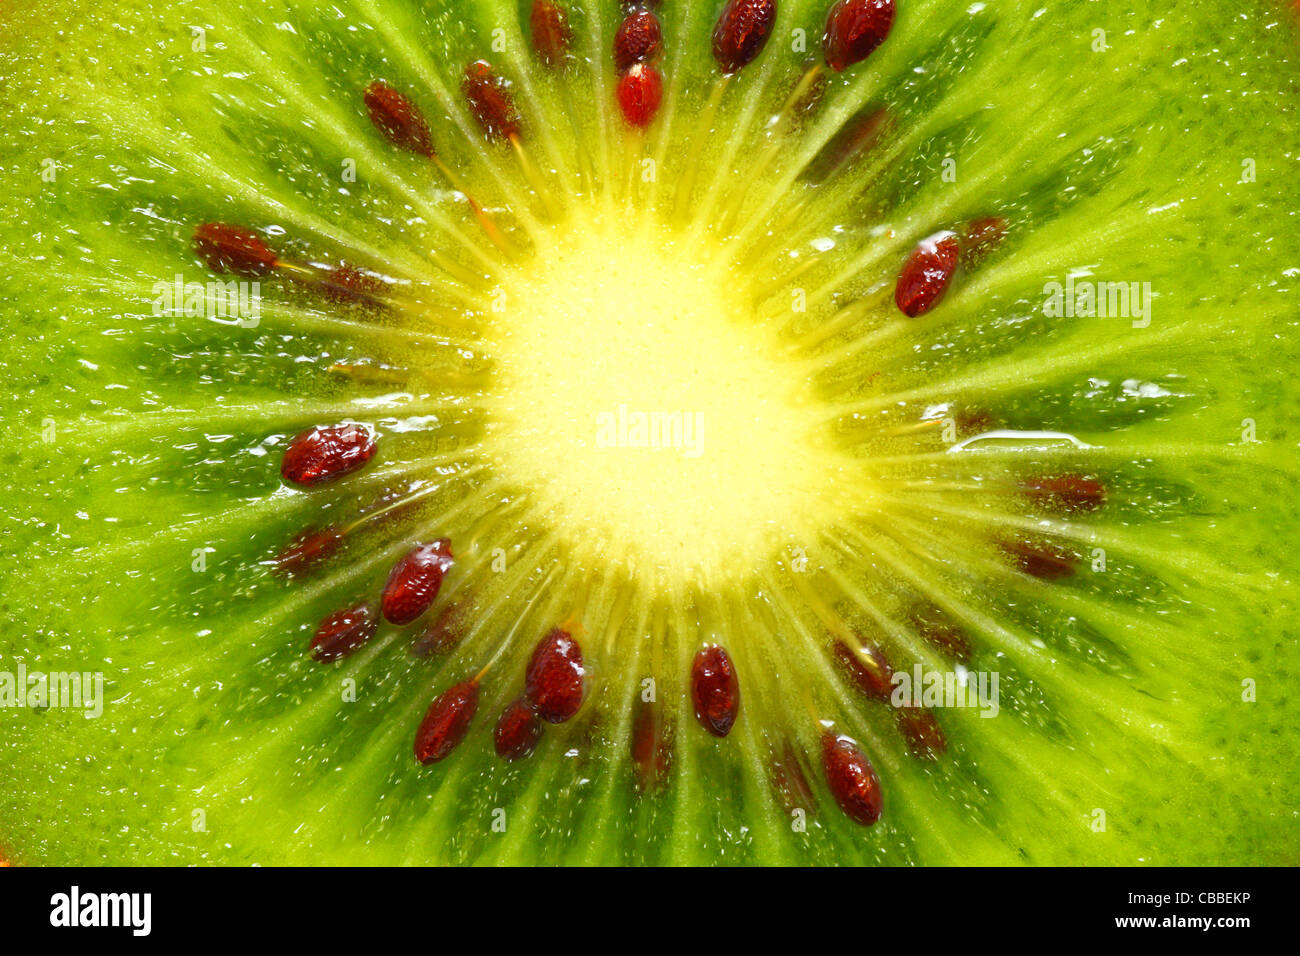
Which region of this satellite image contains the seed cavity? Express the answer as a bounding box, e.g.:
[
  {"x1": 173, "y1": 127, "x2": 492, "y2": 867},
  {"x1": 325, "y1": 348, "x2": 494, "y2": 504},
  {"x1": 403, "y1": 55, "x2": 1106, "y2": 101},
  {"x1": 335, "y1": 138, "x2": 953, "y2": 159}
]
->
[
  {"x1": 280, "y1": 423, "x2": 377, "y2": 488},
  {"x1": 414, "y1": 678, "x2": 480, "y2": 764},
  {"x1": 273, "y1": 525, "x2": 345, "y2": 578},
  {"x1": 530, "y1": 0, "x2": 573, "y2": 68},
  {"x1": 364, "y1": 80, "x2": 436, "y2": 158},
  {"x1": 1020, "y1": 472, "x2": 1107, "y2": 513},
  {"x1": 801, "y1": 105, "x2": 890, "y2": 184},
  {"x1": 193, "y1": 222, "x2": 278, "y2": 277},
  {"x1": 691, "y1": 645, "x2": 741, "y2": 737},
  {"x1": 895, "y1": 231, "x2": 961, "y2": 317},
  {"x1": 822, "y1": 0, "x2": 895, "y2": 72},
  {"x1": 318, "y1": 265, "x2": 388, "y2": 307},
  {"x1": 711, "y1": 0, "x2": 777, "y2": 74},
  {"x1": 463, "y1": 60, "x2": 522, "y2": 143},
  {"x1": 960, "y1": 215, "x2": 1008, "y2": 267},
  {"x1": 909, "y1": 603, "x2": 973, "y2": 662},
  {"x1": 381, "y1": 539, "x2": 454, "y2": 626},
  {"x1": 617, "y1": 63, "x2": 664, "y2": 128},
  {"x1": 1001, "y1": 537, "x2": 1078, "y2": 580},
  {"x1": 894, "y1": 705, "x2": 947, "y2": 760},
  {"x1": 769, "y1": 739, "x2": 818, "y2": 816},
  {"x1": 524, "y1": 627, "x2": 586, "y2": 723},
  {"x1": 821, "y1": 731, "x2": 883, "y2": 825},
  {"x1": 412, "y1": 592, "x2": 475, "y2": 657},
  {"x1": 615, "y1": 8, "x2": 663, "y2": 71},
  {"x1": 494, "y1": 697, "x2": 543, "y2": 760},
  {"x1": 831, "y1": 638, "x2": 894, "y2": 701},
  {"x1": 631, "y1": 697, "x2": 672, "y2": 792},
  {"x1": 309, "y1": 602, "x2": 378, "y2": 662}
]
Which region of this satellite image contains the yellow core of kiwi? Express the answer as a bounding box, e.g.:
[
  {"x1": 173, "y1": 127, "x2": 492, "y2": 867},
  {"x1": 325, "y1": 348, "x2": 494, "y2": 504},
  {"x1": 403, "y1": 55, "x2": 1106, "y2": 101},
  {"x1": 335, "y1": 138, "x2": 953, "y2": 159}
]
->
[{"x1": 479, "y1": 210, "x2": 855, "y2": 587}]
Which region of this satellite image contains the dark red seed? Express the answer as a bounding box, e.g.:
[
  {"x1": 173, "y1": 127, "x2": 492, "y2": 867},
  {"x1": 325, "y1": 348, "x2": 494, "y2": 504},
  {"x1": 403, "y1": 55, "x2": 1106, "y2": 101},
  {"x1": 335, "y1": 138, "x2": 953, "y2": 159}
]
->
[
  {"x1": 193, "y1": 223, "x2": 278, "y2": 277},
  {"x1": 494, "y1": 697, "x2": 542, "y2": 760},
  {"x1": 381, "y1": 539, "x2": 454, "y2": 626},
  {"x1": 309, "y1": 602, "x2": 378, "y2": 662},
  {"x1": 895, "y1": 231, "x2": 961, "y2": 317},
  {"x1": 280, "y1": 423, "x2": 377, "y2": 488},
  {"x1": 617, "y1": 64, "x2": 664, "y2": 128},
  {"x1": 1020, "y1": 473, "x2": 1107, "y2": 513},
  {"x1": 411, "y1": 592, "x2": 475, "y2": 657},
  {"x1": 414, "y1": 678, "x2": 480, "y2": 764},
  {"x1": 960, "y1": 215, "x2": 1008, "y2": 267},
  {"x1": 631, "y1": 697, "x2": 671, "y2": 793},
  {"x1": 530, "y1": 0, "x2": 573, "y2": 68},
  {"x1": 318, "y1": 265, "x2": 387, "y2": 306},
  {"x1": 894, "y1": 705, "x2": 947, "y2": 760},
  {"x1": 909, "y1": 604, "x2": 972, "y2": 662},
  {"x1": 363, "y1": 80, "x2": 435, "y2": 158},
  {"x1": 831, "y1": 639, "x2": 894, "y2": 701},
  {"x1": 821, "y1": 731, "x2": 883, "y2": 825},
  {"x1": 769, "y1": 740, "x2": 818, "y2": 816},
  {"x1": 712, "y1": 0, "x2": 776, "y2": 74},
  {"x1": 691, "y1": 645, "x2": 741, "y2": 737},
  {"x1": 524, "y1": 628, "x2": 586, "y2": 723},
  {"x1": 1001, "y1": 537, "x2": 1078, "y2": 580},
  {"x1": 822, "y1": 0, "x2": 895, "y2": 72},
  {"x1": 614, "y1": 9, "x2": 663, "y2": 70},
  {"x1": 273, "y1": 525, "x2": 344, "y2": 577},
  {"x1": 462, "y1": 60, "x2": 522, "y2": 143}
]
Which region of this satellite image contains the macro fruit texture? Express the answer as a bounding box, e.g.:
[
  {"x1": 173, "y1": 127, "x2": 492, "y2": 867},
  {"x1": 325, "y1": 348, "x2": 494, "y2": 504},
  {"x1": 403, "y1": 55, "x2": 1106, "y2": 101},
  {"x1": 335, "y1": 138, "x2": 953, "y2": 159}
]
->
[{"x1": 0, "y1": 0, "x2": 1297, "y2": 867}]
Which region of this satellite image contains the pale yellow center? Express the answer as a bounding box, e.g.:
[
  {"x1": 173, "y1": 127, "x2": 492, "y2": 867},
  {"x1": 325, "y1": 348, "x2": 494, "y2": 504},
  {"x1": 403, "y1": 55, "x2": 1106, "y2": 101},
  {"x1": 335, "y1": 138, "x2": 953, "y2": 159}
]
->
[{"x1": 480, "y1": 212, "x2": 850, "y2": 588}]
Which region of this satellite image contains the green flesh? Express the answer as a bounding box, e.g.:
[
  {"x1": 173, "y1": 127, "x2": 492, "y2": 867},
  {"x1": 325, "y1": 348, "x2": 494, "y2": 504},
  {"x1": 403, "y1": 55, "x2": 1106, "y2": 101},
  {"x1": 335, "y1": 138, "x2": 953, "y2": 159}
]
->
[{"x1": 1, "y1": 0, "x2": 1298, "y2": 865}]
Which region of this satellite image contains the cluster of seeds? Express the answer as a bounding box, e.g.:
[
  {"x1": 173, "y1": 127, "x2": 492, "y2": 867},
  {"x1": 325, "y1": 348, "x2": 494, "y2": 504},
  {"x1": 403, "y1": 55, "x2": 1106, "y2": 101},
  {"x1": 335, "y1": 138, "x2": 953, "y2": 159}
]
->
[{"x1": 184, "y1": 0, "x2": 1116, "y2": 831}]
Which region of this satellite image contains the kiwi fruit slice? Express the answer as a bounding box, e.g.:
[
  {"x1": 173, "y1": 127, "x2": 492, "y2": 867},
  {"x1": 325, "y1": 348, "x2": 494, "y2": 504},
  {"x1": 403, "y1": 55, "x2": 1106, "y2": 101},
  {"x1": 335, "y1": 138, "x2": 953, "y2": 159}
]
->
[{"x1": 1, "y1": 0, "x2": 1297, "y2": 867}]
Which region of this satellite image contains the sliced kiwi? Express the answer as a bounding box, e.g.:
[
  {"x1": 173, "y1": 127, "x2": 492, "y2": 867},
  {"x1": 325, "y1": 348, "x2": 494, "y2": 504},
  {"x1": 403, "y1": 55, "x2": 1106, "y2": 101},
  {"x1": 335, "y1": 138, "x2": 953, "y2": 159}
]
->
[{"x1": 1, "y1": 0, "x2": 1297, "y2": 866}]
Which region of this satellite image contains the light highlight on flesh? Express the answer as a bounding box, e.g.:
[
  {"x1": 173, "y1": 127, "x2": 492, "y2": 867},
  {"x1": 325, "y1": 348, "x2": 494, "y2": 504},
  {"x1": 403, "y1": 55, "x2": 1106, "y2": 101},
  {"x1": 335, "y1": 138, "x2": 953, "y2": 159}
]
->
[{"x1": 480, "y1": 209, "x2": 856, "y2": 587}]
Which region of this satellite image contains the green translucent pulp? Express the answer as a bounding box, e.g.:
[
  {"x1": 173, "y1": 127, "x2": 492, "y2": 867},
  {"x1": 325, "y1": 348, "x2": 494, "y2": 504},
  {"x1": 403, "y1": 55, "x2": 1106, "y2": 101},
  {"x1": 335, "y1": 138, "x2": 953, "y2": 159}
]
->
[{"x1": 0, "y1": 0, "x2": 1298, "y2": 865}]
